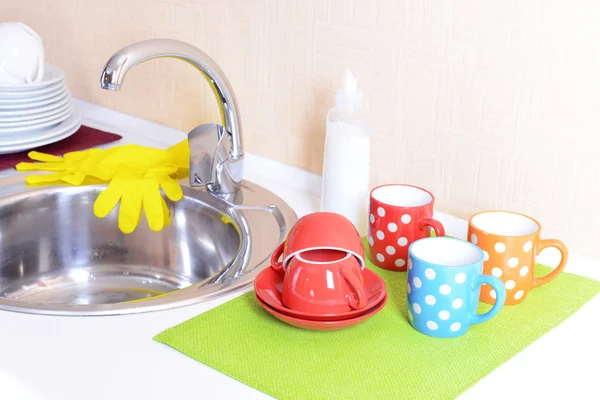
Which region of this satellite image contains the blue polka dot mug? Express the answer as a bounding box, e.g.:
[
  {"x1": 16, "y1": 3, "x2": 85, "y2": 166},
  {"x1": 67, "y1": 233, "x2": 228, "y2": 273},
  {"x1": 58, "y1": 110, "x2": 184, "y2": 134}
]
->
[{"x1": 406, "y1": 236, "x2": 506, "y2": 338}]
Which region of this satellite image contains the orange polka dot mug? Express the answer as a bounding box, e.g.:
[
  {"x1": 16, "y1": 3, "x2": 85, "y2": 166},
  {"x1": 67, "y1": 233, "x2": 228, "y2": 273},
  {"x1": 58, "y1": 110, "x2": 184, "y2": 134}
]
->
[{"x1": 467, "y1": 210, "x2": 569, "y2": 305}]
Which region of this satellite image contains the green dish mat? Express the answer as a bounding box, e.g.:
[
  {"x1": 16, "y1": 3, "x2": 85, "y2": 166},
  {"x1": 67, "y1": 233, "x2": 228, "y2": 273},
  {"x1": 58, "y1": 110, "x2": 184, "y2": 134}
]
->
[{"x1": 154, "y1": 238, "x2": 600, "y2": 399}]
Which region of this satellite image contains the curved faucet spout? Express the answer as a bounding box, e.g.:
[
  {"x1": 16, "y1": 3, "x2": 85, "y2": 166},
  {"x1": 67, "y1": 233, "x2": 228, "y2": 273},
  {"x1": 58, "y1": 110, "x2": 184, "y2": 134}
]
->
[{"x1": 99, "y1": 38, "x2": 244, "y2": 194}]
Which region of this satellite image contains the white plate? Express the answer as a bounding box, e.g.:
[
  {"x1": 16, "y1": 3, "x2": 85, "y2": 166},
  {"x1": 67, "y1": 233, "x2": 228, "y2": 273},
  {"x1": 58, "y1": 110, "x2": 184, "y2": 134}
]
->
[
  {"x1": 0, "y1": 110, "x2": 77, "y2": 146},
  {"x1": 0, "y1": 65, "x2": 64, "y2": 92},
  {"x1": 0, "y1": 85, "x2": 67, "y2": 111},
  {"x1": 0, "y1": 103, "x2": 72, "y2": 130},
  {"x1": 0, "y1": 81, "x2": 66, "y2": 105},
  {"x1": 0, "y1": 80, "x2": 63, "y2": 100},
  {"x1": 0, "y1": 112, "x2": 81, "y2": 154},
  {"x1": 0, "y1": 91, "x2": 70, "y2": 117},
  {"x1": 0, "y1": 100, "x2": 71, "y2": 124},
  {"x1": 0, "y1": 108, "x2": 73, "y2": 138}
]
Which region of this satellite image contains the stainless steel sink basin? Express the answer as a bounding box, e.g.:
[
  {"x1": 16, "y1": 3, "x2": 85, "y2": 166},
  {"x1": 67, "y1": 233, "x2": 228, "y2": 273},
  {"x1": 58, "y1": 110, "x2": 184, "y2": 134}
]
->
[
  {"x1": 0, "y1": 177, "x2": 296, "y2": 315},
  {"x1": 0, "y1": 39, "x2": 298, "y2": 316}
]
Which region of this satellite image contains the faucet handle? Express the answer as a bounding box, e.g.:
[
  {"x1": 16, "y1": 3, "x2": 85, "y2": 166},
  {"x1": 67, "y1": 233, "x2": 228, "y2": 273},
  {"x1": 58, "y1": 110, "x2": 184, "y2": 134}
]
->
[
  {"x1": 188, "y1": 123, "x2": 226, "y2": 188},
  {"x1": 188, "y1": 123, "x2": 243, "y2": 195}
]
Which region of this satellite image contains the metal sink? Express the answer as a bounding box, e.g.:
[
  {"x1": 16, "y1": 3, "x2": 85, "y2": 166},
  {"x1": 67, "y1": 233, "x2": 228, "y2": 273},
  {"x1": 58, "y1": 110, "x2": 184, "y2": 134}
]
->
[
  {"x1": 0, "y1": 177, "x2": 296, "y2": 315},
  {"x1": 0, "y1": 39, "x2": 299, "y2": 316}
]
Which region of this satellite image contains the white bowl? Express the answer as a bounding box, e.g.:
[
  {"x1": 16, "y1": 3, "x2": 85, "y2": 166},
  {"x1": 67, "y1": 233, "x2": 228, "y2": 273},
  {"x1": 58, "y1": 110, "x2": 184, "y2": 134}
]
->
[{"x1": 0, "y1": 22, "x2": 45, "y2": 85}]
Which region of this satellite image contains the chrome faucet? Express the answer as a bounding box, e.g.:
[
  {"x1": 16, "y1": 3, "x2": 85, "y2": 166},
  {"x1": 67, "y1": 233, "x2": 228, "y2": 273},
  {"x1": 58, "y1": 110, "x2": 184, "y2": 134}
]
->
[{"x1": 99, "y1": 38, "x2": 244, "y2": 195}]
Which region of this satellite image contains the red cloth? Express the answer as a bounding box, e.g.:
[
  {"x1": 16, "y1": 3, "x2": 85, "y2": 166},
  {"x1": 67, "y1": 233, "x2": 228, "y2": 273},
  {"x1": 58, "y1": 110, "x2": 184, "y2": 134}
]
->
[{"x1": 0, "y1": 125, "x2": 122, "y2": 170}]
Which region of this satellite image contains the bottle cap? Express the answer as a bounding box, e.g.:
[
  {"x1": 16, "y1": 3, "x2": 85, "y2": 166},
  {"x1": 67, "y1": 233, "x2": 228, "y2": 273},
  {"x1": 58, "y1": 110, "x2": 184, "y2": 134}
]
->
[{"x1": 335, "y1": 69, "x2": 364, "y2": 108}]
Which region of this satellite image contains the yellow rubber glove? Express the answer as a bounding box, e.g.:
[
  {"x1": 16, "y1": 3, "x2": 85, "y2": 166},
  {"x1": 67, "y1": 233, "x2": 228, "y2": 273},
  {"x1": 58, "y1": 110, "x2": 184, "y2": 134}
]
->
[
  {"x1": 164, "y1": 138, "x2": 191, "y2": 180},
  {"x1": 15, "y1": 140, "x2": 191, "y2": 234},
  {"x1": 16, "y1": 141, "x2": 190, "y2": 186},
  {"x1": 93, "y1": 166, "x2": 184, "y2": 234},
  {"x1": 15, "y1": 148, "x2": 115, "y2": 185},
  {"x1": 91, "y1": 142, "x2": 189, "y2": 233}
]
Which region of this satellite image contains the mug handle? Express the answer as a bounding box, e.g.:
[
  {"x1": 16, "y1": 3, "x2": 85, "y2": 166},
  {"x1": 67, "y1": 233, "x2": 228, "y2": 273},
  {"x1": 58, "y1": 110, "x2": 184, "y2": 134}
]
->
[
  {"x1": 531, "y1": 239, "x2": 569, "y2": 288},
  {"x1": 270, "y1": 242, "x2": 285, "y2": 272},
  {"x1": 339, "y1": 267, "x2": 368, "y2": 310},
  {"x1": 419, "y1": 218, "x2": 445, "y2": 237},
  {"x1": 469, "y1": 275, "x2": 506, "y2": 325}
]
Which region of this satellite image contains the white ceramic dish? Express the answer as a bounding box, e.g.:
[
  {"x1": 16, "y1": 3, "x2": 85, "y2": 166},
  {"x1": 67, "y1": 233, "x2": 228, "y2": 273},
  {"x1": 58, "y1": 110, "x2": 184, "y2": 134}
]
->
[
  {"x1": 0, "y1": 81, "x2": 66, "y2": 105},
  {"x1": 0, "y1": 100, "x2": 71, "y2": 124},
  {"x1": 0, "y1": 108, "x2": 73, "y2": 138},
  {"x1": 0, "y1": 112, "x2": 80, "y2": 154},
  {"x1": 0, "y1": 80, "x2": 63, "y2": 100},
  {"x1": 0, "y1": 103, "x2": 72, "y2": 130},
  {"x1": 0, "y1": 65, "x2": 63, "y2": 92},
  {"x1": 0, "y1": 86, "x2": 68, "y2": 109},
  {"x1": 0, "y1": 91, "x2": 69, "y2": 117}
]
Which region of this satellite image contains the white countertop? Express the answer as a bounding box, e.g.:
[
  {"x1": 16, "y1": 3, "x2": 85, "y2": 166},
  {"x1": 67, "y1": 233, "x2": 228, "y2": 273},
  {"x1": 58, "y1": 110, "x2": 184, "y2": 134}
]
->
[{"x1": 1, "y1": 100, "x2": 599, "y2": 400}]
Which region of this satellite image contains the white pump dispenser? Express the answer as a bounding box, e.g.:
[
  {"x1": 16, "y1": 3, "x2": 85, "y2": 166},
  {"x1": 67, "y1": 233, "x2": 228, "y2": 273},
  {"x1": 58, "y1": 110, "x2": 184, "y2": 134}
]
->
[{"x1": 320, "y1": 69, "x2": 371, "y2": 235}]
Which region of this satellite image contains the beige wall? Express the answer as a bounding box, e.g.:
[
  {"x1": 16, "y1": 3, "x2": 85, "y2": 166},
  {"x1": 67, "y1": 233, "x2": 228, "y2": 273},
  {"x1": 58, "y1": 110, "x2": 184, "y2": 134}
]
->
[{"x1": 4, "y1": 0, "x2": 599, "y2": 260}]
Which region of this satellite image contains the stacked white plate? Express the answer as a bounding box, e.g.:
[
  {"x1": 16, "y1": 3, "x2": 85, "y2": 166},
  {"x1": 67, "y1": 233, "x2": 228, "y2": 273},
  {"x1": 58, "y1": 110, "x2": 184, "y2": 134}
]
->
[{"x1": 0, "y1": 64, "x2": 81, "y2": 155}]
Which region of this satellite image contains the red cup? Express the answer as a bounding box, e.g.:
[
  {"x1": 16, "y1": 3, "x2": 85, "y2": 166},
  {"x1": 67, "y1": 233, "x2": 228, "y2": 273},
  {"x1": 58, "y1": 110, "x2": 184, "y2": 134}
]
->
[
  {"x1": 281, "y1": 249, "x2": 368, "y2": 314},
  {"x1": 271, "y1": 212, "x2": 365, "y2": 271},
  {"x1": 368, "y1": 184, "x2": 445, "y2": 271}
]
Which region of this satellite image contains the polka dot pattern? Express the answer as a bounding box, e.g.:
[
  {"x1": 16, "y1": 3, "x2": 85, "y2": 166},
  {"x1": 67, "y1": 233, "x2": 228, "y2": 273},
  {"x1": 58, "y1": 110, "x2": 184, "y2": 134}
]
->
[
  {"x1": 405, "y1": 243, "x2": 496, "y2": 337},
  {"x1": 470, "y1": 234, "x2": 478, "y2": 244},
  {"x1": 467, "y1": 224, "x2": 542, "y2": 305},
  {"x1": 439, "y1": 284, "x2": 451, "y2": 295},
  {"x1": 425, "y1": 268, "x2": 436, "y2": 280},
  {"x1": 407, "y1": 282, "x2": 411, "y2": 294},
  {"x1": 368, "y1": 197, "x2": 439, "y2": 271},
  {"x1": 439, "y1": 310, "x2": 450, "y2": 320},
  {"x1": 406, "y1": 273, "x2": 471, "y2": 337},
  {"x1": 376, "y1": 253, "x2": 384, "y2": 263},
  {"x1": 452, "y1": 298, "x2": 463, "y2": 309},
  {"x1": 495, "y1": 242, "x2": 506, "y2": 253}
]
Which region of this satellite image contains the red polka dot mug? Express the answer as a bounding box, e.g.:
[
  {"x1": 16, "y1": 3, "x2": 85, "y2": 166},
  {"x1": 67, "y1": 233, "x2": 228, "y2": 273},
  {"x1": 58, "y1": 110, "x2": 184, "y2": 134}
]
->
[{"x1": 368, "y1": 184, "x2": 445, "y2": 271}]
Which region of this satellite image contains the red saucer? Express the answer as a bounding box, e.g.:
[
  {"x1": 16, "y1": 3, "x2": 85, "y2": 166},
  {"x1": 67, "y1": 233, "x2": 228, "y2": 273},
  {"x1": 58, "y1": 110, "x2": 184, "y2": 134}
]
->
[
  {"x1": 256, "y1": 294, "x2": 387, "y2": 331},
  {"x1": 254, "y1": 267, "x2": 387, "y2": 321}
]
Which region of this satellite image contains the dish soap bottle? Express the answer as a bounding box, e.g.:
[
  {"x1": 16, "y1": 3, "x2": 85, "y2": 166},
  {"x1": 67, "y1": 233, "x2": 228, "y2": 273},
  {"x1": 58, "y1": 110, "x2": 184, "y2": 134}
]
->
[{"x1": 320, "y1": 69, "x2": 371, "y2": 236}]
